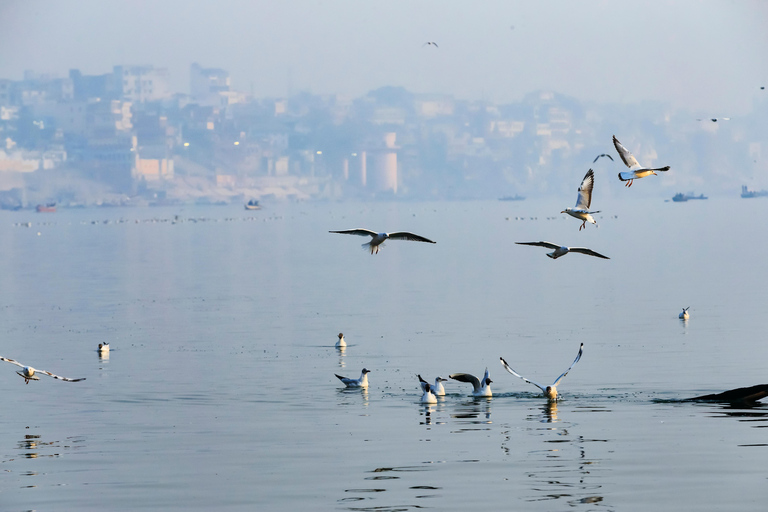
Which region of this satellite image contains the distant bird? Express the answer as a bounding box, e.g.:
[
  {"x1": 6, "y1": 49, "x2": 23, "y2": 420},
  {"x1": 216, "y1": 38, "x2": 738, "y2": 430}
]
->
[
  {"x1": 335, "y1": 368, "x2": 370, "y2": 388},
  {"x1": 613, "y1": 135, "x2": 670, "y2": 187},
  {"x1": 679, "y1": 307, "x2": 690, "y2": 320},
  {"x1": 1, "y1": 356, "x2": 86, "y2": 384},
  {"x1": 419, "y1": 379, "x2": 438, "y2": 404},
  {"x1": 423, "y1": 41, "x2": 438, "y2": 47},
  {"x1": 329, "y1": 229, "x2": 436, "y2": 254},
  {"x1": 336, "y1": 333, "x2": 346, "y2": 349},
  {"x1": 697, "y1": 118, "x2": 730, "y2": 122},
  {"x1": 419, "y1": 374, "x2": 447, "y2": 396},
  {"x1": 98, "y1": 343, "x2": 109, "y2": 354},
  {"x1": 516, "y1": 241, "x2": 609, "y2": 260},
  {"x1": 450, "y1": 368, "x2": 492, "y2": 397},
  {"x1": 561, "y1": 169, "x2": 600, "y2": 230},
  {"x1": 500, "y1": 343, "x2": 583, "y2": 401},
  {"x1": 687, "y1": 384, "x2": 768, "y2": 404},
  {"x1": 593, "y1": 153, "x2": 614, "y2": 163}
]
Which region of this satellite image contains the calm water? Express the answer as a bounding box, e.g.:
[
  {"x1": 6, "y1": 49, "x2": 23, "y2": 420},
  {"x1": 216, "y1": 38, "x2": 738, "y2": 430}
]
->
[{"x1": 0, "y1": 197, "x2": 767, "y2": 511}]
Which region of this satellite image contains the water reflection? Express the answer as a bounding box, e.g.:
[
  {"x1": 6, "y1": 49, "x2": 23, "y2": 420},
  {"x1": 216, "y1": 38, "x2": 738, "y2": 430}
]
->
[
  {"x1": 337, "y1": 345, "x2": 346, "y2": 368},
  {"x1": 337, "y1": 387, "x2": 369, "y2": 407},
  {"x1": 450, "y1": 398, "x2": 492, "y2": 432},
  {"x1": 339, "y1": 465, "x2": 439, "y2": 511}
]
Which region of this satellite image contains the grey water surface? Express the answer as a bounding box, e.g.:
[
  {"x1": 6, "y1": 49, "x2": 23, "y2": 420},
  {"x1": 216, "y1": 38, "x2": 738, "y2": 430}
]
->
[{"x1": 1, "y1": 197, "x2": 766, "y2": 511}]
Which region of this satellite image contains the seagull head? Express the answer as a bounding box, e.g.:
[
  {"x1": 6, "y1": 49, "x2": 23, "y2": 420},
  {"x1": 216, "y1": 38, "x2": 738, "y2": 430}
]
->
[
  {"x1": 485, "y1": 377, "x2": 493, "y2": 386},
  {"x1": 338, "y1": 333, "x2": 344, "y2": 339},
  {"x1": 362, "y1": 368, "x2": 371, "y2": 374},
  {"x1": 545, "y1": 386, "x2": 557, "y2": 400},
  {"x1": 437, "y1": 377, "x2": 447, "y2": 382}
]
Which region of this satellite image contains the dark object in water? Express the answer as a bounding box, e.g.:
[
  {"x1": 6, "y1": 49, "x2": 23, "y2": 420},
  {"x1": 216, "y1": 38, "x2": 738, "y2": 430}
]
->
[{"x1": 688, "y1": 384, "x2": 768, "y2": 404}]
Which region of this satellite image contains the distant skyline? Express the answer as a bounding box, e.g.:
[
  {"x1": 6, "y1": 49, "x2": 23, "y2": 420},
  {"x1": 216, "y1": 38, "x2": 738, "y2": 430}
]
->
[{"x1": 1, "y1": 1, "x2": 767, "y2": 113}]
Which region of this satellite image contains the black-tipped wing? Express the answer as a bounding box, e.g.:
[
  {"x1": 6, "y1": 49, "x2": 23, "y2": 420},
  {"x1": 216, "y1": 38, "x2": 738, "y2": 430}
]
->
[
  {"x1": 568, "y1": 247, "x2": 610, "y2": 259},
  {"x1": 575, "y1": 169, "x2": 595, "y2": 210},
  {"x1": 551, "y1": 343, "x2": 583, "y2": 387},
  {"x1": 593, "y1": 154, "x2": 614, "y2": 163},
  {"x1": 449, "y1": 373, "x2": 481, "y2": 392},
  {"x1": 499, "y1": 357, "x2": 546, "y2": 392},
  {"x1": 0, "y1": 356, "x2": 25, "y2": 369},
  {"x1": 612, "y1": 136, "x2": 641, "y2": 170},
  {"x1": 38, "y1": 370, "x2": 85, "y2": 382},
  {"x1": 418, "y1": 374, "x2": 429, "y2": 393},
  {"x1": 335, "y1": 374, "x2": 347, "y2": 382},
  {"x1": 689, "y1": 384, "x2": 768, "y2": 403},
  {"x1": 329, "y1": 229, "x2": 377, "y2": 238},
  {"x1": 516, "y1": 241, "x2": 560, "y2": 250},
  {"x1": 387, "y1": 232, "x2": 436, "y2": 244}
]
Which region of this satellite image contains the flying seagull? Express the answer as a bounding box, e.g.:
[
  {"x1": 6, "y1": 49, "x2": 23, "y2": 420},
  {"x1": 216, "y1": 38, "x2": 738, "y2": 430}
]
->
[
  {"x1": 679, "y1": 307, "x2": 690, "y2": 320},
  {"x1": 423, "y1": 41, "x2": 438, "y2": 47},
  {"x1": 1, "y1": 356, "x2": 86, "y2": 384},
  {"x1": 561, "y1": 169, "x2": 600, "y2": 230},
  {"x1": 500, "y1": 343, "x2": 583, "y2": 401},
  {"x1": 687, "y1": 384, "x2": 768, "y2": 404},
  {"x1": 336, "y1": 333, "x2": 346, "y2": 349},
  {"x1": 515, "y1": 241, "x2": 609, "y2": 260},
  {"x1": 697, "y1": 118, "x2": 730, "y2": 122},
  {"x1": 335, "y1": 368, "x2": 370, "y2": 388},
  {"x1": 593, "y1": 153, "x2": 614, "y2": 163},
  {"x1": 613, "y1": 135, "x2": 670, "y2": 187},
  {"x1": 329, "y1": 229, "x2": 436, "y2": 254},
  {"x1": 449, "y1": 368, "x2": 492, "y2": 397},
  {"x1": 419, "y1": 374, "x2": 447, "y2": 396}
]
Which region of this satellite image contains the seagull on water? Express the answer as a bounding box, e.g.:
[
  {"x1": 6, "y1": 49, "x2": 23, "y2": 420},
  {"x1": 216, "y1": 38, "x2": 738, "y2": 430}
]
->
[
  {"x1": 419, "y1": 379, "x2": 438, "y2": 404},
  {"x1": 450, "y1": 368, "x2": 492, "y2": 397},
  {"x1": 329, "y1": 229, "x2": 436, "y2": 254},
  {"x1": 679, "y1": 307, "x2": 690, "y2": 320},
  {"x1": 1, "y1": 356, "x2": 86, "y2": 384},
  {"x1": 500, "y1": 343, "x2": 583, "y2": 401},
  {"x1": 335, "y1": 368, "x2": 370, "y2": 388},
  {"x1": 98, "y1": 343, "x2": 109, "y2": 354},
  {"x1": 516, "y1": 241, "x2": 609, "y2": 260},
  {"x1": 613, "y1": 135, "x2": 670, "y2": 187},
  {"x1": 419, "y1": 374, "x2": 447, "y2": 396},
  {"x1": 561, "y1": 169, "x2": 600, "y2": 230},
  {"x1": 336, "y1": 333, "x2": 346, "y2": 349},
  {"x1": 593, "y1": 153, "x2": 614, "y2": 163}
]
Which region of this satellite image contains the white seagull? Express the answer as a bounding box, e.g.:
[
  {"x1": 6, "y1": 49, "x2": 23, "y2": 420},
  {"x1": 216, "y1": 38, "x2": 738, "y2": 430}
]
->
[
  {"x1": 329, "y1": 228, "x2": 436, "y2": 254},
  {"x1": 679, "y1": 307, "x2": 690, "y2": 320},
  {"x1": 419, "y1": 380, "x2": 438, "y2": 404},
  {"x1": 419, "y1": 374, "x2": 447, "y2": 396},
  {"x1": 499, "y1": 343, "x2": 583, "y2": 401},
  {"x1": 1, "y1": 356, "x2": 86, "y2": 384},
  {"x1": 613, "y1": 135, "x2": 670, "y2": 187},
  {"x1": 98, "y1": 343, "x2": 110, "y2": 354},
  {"x1": 516, "y1": 241, "x2": 609, "y2": 260},
  {"x1": 336, "y1": 333, "x2": 346, "y2": 349},
  {"x1": 335, "y1": 368, "x2": 370, "y2": 388},
  {"x1": 561, "y1": 169, "x2": 600, "y2": 230},
  {"x1": 449, "y1": 368, "x2": 492, "y2": 397}
]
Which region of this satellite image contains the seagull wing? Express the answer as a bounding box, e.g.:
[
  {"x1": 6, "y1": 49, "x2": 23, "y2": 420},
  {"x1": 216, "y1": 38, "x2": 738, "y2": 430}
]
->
[
  {"x1": 499, "y1": 357, "x2": 546, "y2": 393},
  {"x1": 574, "y1": 169, "x2": 595, "y2": 210},
  {"x1": 613, "y1": 136, "x2": 642, "y2": 170},
  {"x1": 418, "y1": 374, "x2": 429, "y2": 393},
  {"x1": 551, "y1": 343, "x2": 584, "y2": 387},
  {"x1": 329, "y1": 229, "x2": 378, "y2": 238},
  {"x1": 568, "y1": 247, "x2": 610, "y2": 259},
  {"x1": 0, "y1": 356, "x2": 25, "y2": 369},
  {"x1": 516, "y1": 241, "x2": 560, "y2": 250},
  {"x1": 387, "y1": 232, "x2": 436, "y2": 244},
  {"x1": 37, "y1": 369, "x2": 85, "y2": 382},
  {"x1": 449, "y1": 373, "x2": 481, "y2": 393}
]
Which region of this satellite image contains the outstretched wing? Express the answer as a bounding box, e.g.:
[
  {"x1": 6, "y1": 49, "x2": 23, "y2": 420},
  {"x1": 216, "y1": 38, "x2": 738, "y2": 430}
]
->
[
  {"x1": 38, "y1": 369, "x2": 85, "y2": 382},
  {"x1": 516, "y1": 241, "x2": 560, "y2": 250},
  {"x1": 0, "y1": 356, "x2": 25, "y2": 369},
  {"x1": 593, "y1": 154, "x2": 614, "y2": 163},
  {"x1": 418, "y1": 374, "x2": 429, "y2": 393},
  {"x1": 551, "y1": 343, "x2": 584, "y2": 387},
  {"x1": 449, "y1": 373, "x2": 481, "y2": 392},
  {"x1": 499, "y1": 357, "x2": 546, "y2": 393},
  {"x1": 612, "y1": 136, "x2": 641, "y2": 170},
  {"x1": 574, "y1": 169, "x2": 595, "y2": 210},
  {"x1": 329, "y1": 229, "x2": 377, "y2": 238},
  {"x1": 387, "y1": 232, "x2": 436, "y2": 244},
  {"x1": 569, "y1": 247, "x2": 610, "y2": 259}
]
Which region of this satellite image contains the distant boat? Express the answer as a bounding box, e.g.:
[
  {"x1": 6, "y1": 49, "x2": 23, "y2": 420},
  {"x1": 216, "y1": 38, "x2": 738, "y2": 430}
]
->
[
  {"x1": 672, "y1": 193, "x2": 707, "y2": 202},
  {"x1": 741, "y1": 185, "x2": 768, "y2": 198},
  {"x1": 498, "y1": 195, "x2": 525, "y2": 201},
  {"x1": 36, "y1": 203, "x2": 56, "y2": 212},
  {"x1": 244, "y1": 199, "x2": 261, "y2": 210}
]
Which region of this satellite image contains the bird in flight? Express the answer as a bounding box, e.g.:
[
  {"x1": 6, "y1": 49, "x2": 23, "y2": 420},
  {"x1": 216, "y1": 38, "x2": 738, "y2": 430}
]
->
[
  {"x1": 450, "y1": 368, "x2": 492, "y2": 397},
  {"x1": 1, "y1": 356, "x2": 86, "y2": 384},
  {"x1": 592, "y1": 153, "x2": 614, "y2": 163},
  {"x1": 561, "y1": 169, "x2": 600, "y2": 231},
  {"x1": 500, "y1": 343, "x2": 583, "y2": 401},
  {"x1": 423, "y1": 41, "x2": 438, "y2": 47},
  {"x1": 329, "y1": 229, "x2": 436, "y2": 254},
  {"x1": 613, "y1": 135, "x2": 670, "y2": 187},
  {"x1": 515, "y1": 241, "x2": 609, "y2": 260}
]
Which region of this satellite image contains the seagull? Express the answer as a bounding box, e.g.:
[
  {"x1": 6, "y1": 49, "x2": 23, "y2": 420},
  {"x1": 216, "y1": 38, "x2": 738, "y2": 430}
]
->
[
  {"x1": 423, "y1": 41, "x2": 438, "y2": 47},
  {"x1": 449, "y1": 368, "x2": 492, "y2": 397},
  {"x1": 687, "y1": 384, "x2": 768, "y2": 404},
  {"x1": 1, "y1": 356, "x2": 86, "y2": 384},
  {"x1": 335, "y1": 368, "x2": 370, "y2": 388},
  {"x1": 561, "y1": 169, "x2": 600, "y2": 230},
  {"x1": 613, "y1": 135, "x2": 670, "y2": 187},
  {"x1": 98, "y1": 343, "x2": 109, "y2": 354},
  {"x1": 336, "y1": 333, "x2": 346, "y2": 348},
  {"x1": 679, "y1": 307, "x2": 690, "y2": 320},
  {"x1": 593, "y1": 153, "x2": 614, "y2": 163},
  {"x1": 329, "y1": 229, "x2": 436, "y2": 254},
  {"x1": 419, "y1": 374, "x2": 447, "y2": 396},
  {"x1": 499, "y1": 343, "x2": 583, "y2": 401},
  {"x1": 419, "y1": 380, "x2": 438, "y2": 404},
  {"x1": 516, "y1": 241, "x2": 609, "y2": 260},
  {"x1": 697, "y1": 118, "x2": 730, "y2": 122}
]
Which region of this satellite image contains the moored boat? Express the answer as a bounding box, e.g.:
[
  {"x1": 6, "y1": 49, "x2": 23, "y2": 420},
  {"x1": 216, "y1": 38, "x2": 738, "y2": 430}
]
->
[{"x1": 36, "y1": 203, "x2": 56, "y2": 212}]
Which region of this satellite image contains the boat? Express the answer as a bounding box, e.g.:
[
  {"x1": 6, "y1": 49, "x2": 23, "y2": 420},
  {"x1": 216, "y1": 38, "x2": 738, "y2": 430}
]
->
[
  {"x1": 741, "y1": 185, "x2": 768, "y2": 198},
  {"x1": 498, "y1": 195, "x2": 525, "y2": 201},
  {"x1": 672, "y1": 193, "x2": 707, "y2": 202},
  {"x1": 244, "y1": 199, "x2": 261, "y2": 210},
  {"x1": 36, "y1": 203, "x2": 56, "y2": 212}
]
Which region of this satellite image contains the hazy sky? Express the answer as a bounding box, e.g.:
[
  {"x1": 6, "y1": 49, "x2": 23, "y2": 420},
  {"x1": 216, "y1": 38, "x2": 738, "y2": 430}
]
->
[{"x1": 1, "y1": 1, "x2": 767, "y2": 113}]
